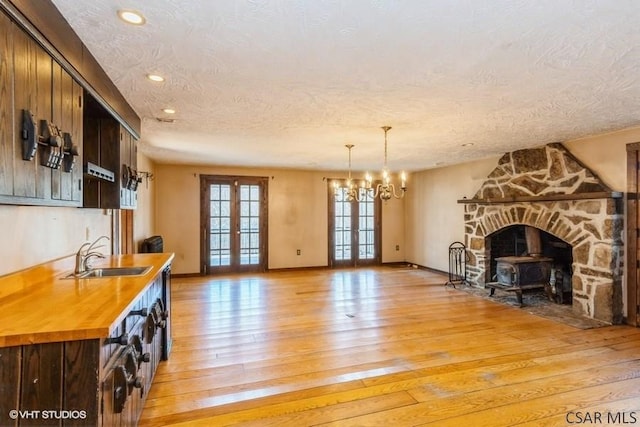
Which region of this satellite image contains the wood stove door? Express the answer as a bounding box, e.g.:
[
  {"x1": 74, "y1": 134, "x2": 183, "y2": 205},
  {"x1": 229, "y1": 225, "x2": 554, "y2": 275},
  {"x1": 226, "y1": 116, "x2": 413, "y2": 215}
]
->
[{"x1": 626, "y1": 142, "x2": 640, "y2": 326}]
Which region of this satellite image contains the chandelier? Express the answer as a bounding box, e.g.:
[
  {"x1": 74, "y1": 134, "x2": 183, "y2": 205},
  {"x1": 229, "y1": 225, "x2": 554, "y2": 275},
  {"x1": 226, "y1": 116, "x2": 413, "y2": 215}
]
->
[
  {"x1": 367, "y1": 126, "x2": 407, "y2": 200},
  {"x1": 338, "y1": 126, "x2": 407, "y2": 202}
]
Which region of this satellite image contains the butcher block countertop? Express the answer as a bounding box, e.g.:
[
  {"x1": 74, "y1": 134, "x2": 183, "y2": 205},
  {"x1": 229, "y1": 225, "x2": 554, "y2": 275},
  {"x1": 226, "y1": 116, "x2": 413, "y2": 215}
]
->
[{"x1": 0, "y1": 252, "x2": 174, "y2": 348}]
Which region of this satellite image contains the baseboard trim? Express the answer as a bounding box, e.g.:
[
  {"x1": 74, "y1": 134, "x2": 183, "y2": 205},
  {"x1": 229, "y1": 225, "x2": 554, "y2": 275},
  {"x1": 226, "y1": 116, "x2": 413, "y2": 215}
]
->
[
  {"x1": 406, "y1": 263, "x2": 449, "y2": 276},
  {"x1": 172, "y1": 263, "x2": 449, "y2": 278},
  {"x1": 171, "y1": 272, "x2": 203, "y2": 278}
]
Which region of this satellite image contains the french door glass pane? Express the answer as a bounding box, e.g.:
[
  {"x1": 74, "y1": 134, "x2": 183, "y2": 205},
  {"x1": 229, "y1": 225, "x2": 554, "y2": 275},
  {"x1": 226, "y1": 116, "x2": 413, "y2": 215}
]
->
[
  {"x1": 359, "y1": 188, "x2": 375, "y2": 260},
  {"x1": 334, "y1": 187, "x2": 351, "y2": 261},
  {"x1": 239, "y1": 184, "x2": 260, "y2": 265},
  {"x1": 210, "y1": 184, "x2": 231, "y2": 266}
]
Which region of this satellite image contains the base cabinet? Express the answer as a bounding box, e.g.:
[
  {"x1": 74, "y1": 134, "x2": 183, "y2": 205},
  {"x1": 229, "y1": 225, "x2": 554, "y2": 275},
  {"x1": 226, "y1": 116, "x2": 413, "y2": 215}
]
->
[{"x1": 0, "y1": 268, "x2": 171, "y2": 426}]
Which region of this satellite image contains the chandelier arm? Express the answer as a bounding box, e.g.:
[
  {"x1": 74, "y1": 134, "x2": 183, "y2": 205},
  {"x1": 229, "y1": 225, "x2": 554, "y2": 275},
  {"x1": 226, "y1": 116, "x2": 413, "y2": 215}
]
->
[
  {"x1": 389, "y1": 183, "x2": 406, "y2": 199},
  {"x1": 355, "y1": 183, "x2": 362, "y2": 202},
  {"x1": 371, "y1": 183, "x2": 382, "y2": 199}
]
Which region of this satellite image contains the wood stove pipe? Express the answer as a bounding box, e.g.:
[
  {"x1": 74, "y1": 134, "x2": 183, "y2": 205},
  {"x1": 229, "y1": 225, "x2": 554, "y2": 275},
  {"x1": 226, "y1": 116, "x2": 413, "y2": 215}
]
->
[{"x1": 524, "y1": 226, "x2": 542, "y2": 257}]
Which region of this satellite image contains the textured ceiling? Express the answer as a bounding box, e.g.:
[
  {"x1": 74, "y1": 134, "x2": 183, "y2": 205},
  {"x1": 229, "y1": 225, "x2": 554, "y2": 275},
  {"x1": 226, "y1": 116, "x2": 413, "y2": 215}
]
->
[{"x1": 50, "y1": 0, "x2": 640, "y2": 172}]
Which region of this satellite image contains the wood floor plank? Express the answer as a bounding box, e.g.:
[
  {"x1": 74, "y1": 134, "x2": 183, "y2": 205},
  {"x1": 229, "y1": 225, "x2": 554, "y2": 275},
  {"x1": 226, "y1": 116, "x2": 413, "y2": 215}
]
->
[{"x1": 139, "y1": 267, "x2": 640, "y2": 426}]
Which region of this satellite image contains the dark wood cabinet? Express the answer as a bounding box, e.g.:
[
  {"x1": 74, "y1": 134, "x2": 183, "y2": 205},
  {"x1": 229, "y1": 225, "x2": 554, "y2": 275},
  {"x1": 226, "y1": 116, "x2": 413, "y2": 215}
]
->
[
  {"x1": 82, "y1": 96, "x2": 138, "y2": 210},
  {"x1": 0, "y1": 11, "x2": 82, "y2": 207}
]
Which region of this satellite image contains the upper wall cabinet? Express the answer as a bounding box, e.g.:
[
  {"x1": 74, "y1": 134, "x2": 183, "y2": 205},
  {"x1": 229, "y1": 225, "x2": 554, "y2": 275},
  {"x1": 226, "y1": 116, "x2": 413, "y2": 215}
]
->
[
  {"x1": 83, "y1": 94, "x2": 138, "y2": 210},
  {"x1": 0, "y1": 12, "x2": 83, "y2": 207}
]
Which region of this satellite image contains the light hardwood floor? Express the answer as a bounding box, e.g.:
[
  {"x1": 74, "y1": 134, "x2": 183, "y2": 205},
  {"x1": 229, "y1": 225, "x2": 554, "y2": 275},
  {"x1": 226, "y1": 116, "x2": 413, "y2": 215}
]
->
[{"x1": 139, "y1": 267, "x2": 640, "y2": 426}]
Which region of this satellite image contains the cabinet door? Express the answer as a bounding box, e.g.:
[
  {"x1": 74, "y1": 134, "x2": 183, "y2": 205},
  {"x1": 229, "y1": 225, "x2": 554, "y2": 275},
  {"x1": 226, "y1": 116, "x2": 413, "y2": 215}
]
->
[
  {"x1": 0, "y1": 16, "x2": 81, "y2": 207},
  {"x1": 119, "y1": 126, "x2": 138, "y2": 209},
  {"x1": 119, "y1": 126, "x2": 130, "y2": 208},
  {"x1": 12, "y1": 24, "x2": 38, "y2": 199},
  {"x1": 52, "y1": 62, "x2": 78, "y2": 203}
]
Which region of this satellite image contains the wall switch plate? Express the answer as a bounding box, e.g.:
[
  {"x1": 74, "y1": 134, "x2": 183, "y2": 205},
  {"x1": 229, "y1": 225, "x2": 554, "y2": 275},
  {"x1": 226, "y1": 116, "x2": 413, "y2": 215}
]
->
[{"x1": 296, "y1": 249, "x2": 301, "y2": 255}]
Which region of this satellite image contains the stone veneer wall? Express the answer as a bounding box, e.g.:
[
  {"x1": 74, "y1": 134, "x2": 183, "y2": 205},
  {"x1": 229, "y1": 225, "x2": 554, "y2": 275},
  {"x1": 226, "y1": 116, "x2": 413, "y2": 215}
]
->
[{"x1": 464, "y1": 143, "x2": 624, "y2": 323}]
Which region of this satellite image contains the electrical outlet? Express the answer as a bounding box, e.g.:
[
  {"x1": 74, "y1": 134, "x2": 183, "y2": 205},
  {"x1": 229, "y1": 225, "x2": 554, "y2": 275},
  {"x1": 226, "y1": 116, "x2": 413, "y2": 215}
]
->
[
  {"x1": 296, "y1": 249, "x2": 301, "y2": 256},
  {"x1": 395, "y1": 244, "x2": 400, "y2": 251}
]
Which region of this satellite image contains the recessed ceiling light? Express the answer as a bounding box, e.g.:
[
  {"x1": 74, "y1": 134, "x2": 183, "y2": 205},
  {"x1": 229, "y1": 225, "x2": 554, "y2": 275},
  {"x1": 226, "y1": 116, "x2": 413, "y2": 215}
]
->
[
  {"x1": 162, "y1": 108, "x2": 176, "y2": 114},
  {"x1": 461, "y1": 142, "x2": 475, "y2": 147},
  {"x1": 146, "y1": 74, "x2": 164, "y2": 82},
  {"x1": 117, "y1": 9, "x2": 146, "y2": 25}
]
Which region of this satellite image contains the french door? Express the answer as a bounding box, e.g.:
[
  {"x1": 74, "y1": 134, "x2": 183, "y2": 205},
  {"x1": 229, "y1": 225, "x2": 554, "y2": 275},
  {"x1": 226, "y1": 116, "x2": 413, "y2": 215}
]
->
[
  {"x1": 328, "y1": 179, "x2": 381, "y2": 267},
  {"x1": 200, "y1": 175, "x2": 268, "y2": 274}
]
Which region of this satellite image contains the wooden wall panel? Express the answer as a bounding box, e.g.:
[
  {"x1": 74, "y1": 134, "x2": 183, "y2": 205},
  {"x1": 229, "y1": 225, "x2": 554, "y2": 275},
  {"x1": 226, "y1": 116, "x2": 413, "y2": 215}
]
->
[
  {"x1": 12, "y1": 25, "x2": 37, "y2": 198},
  {"x1": 99, "y1": 118, "x2": 120, "y2": 208},
  {"x1": 0, "y1": 346, "x2": 21, "y2": 427},
  {"x1": 121, "y1": 209, "x2": 134, "y2": 254},
  {"x1": 35, "y1": 43, "x2": 52, "y2": 200},
  {"x1": 0, "y1": 13, "x2": 14, "y2": 196},
  {"x1": 50, "y1": 61, "x2": 62, "y2": 200},
  {"x1": 20, "y1": 343, "x2": 63, "y2": 425},
  {"x1": 63, "y1": 340, "x2": 100, "y2": 426},
  {"x1": 59, "y1": 68, "x2": 73, "y2": 201},
  {"x1": 82, "y1": 115, "x2": 100, "y2": 208}
]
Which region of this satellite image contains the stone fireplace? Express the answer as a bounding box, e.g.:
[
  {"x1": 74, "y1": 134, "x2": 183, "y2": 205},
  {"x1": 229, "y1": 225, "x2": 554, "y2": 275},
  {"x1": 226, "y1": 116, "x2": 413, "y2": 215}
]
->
[{"x1": 462, "y1": 143, "x2": 624, "y2": 323}]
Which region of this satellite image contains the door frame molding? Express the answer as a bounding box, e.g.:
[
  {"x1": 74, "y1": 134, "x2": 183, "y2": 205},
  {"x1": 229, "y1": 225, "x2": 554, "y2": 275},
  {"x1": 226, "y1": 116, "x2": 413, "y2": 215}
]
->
[
  {"x1": 327, "y1": 178, "x2": 382, "y2": 268},
  {"x1": 626, "y1": 142, "x2": 640, "y2": 326}
]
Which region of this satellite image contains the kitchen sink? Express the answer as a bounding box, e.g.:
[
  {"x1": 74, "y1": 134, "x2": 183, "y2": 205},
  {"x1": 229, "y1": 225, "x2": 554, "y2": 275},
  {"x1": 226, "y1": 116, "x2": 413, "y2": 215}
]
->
[{"x1": 65, "y1": 266, "x2": 152, "y2": 279}]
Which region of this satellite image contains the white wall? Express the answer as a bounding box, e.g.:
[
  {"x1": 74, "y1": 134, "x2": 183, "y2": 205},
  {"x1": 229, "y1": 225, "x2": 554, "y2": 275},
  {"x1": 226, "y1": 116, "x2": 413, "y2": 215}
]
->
[
  {"x1": 0, "y1": 205, "x2": 112, "y2": 275},
  {"x1": 133, "y1": 153, "x2": 156, "y2": 250},
  {"x1": 405, "y1": 157, "x2": 498, "y2": 272}
]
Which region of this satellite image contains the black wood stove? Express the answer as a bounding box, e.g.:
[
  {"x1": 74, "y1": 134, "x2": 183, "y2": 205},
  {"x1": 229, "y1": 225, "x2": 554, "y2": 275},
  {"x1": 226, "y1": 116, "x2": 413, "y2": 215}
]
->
[{"x1": 487, "y1": 255, "x2": 553, "y2": 305}]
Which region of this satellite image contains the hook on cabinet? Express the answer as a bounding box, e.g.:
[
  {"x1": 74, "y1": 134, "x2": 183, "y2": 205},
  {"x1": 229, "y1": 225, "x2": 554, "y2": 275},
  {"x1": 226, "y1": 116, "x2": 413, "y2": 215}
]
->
[{"x1": 20, "y1": 110, "x2": 79, "y2": 172}]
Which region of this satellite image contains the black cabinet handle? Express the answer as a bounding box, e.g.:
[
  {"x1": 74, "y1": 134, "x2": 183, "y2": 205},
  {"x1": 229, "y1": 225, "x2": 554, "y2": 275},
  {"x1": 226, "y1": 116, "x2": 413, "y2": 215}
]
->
[
  {"x1": 106, "y1": 332, "x2": 129, "y2": 346},
  {"x1": 129, "y1": 307, "x2": 148, "y2": 317}
]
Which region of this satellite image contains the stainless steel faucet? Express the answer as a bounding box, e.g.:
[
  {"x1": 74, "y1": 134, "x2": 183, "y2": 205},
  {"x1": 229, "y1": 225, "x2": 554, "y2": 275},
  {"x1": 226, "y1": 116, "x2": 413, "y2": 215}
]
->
[{"x1": 74, "y1": 235, "x2": 110, "y2": 275}]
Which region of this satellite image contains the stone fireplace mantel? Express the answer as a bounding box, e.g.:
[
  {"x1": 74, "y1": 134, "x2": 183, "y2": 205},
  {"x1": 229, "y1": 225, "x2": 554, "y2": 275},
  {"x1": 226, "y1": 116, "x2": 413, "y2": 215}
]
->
[
  {"x1": 458, "y1": 191, "x2": 623, "y2": 205},
  {"x1": 460, "y1": 143, "x2": 624, "y2": 324}
]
